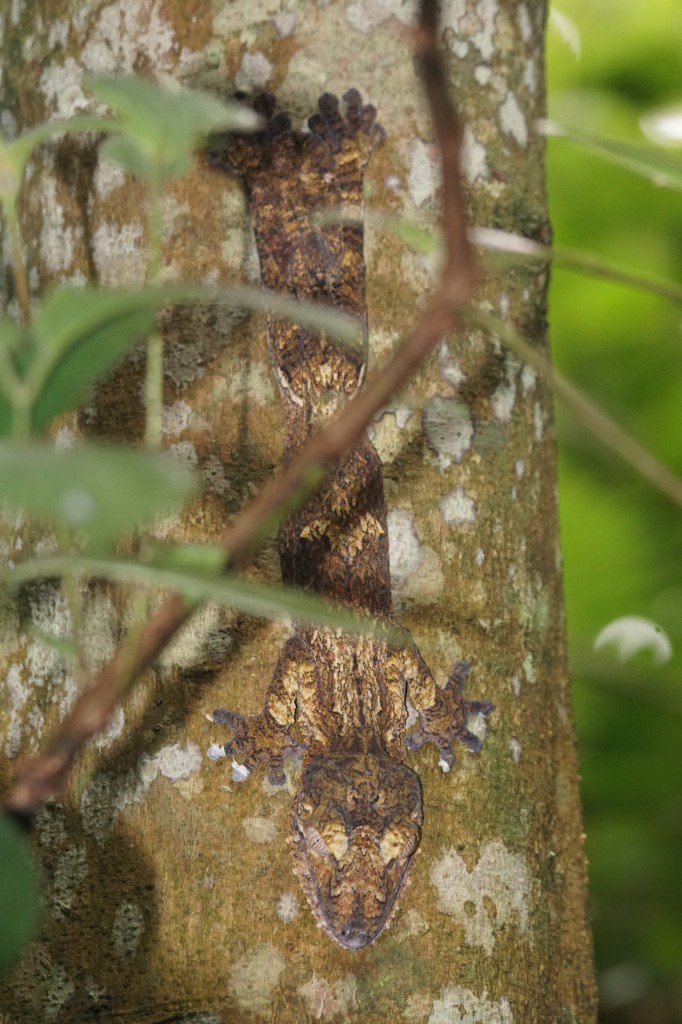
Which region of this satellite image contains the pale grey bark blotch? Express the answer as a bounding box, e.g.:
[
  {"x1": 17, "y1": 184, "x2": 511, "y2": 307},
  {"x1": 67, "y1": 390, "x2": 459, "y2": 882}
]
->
[
  {"x1": 229, "y1": 944, "x2": 285, "y2": 1011},
  {"x1": 423, "y1": 396, "x2": 474, "y2": 468},
  {"x1": 5, "y1": 662, "x2": 30, "y2": 757},
  {"x1": 92, "y1": 222, "x2": 146, "y2": 286},
  {"x1": 242, "y1": 815, "x2": 278, "y2": 844},
  {"x1": 408, "y1": 137, "x2": 440, "y2": 209},
  {"x1": 235, "y1": 51, "x2": 274, "y2": 91},
  {"x1": 439, "y1": 485, "x2": 477, "y2": 526},
  {"x1": 461, "y1": 124, "x2": 489, "y2": 183},
  {"x1": 42, "y1": 958, "x2": 76, "y2": 1021},
  {"x1": 429, "y1": 840, "x2": 530, "y2": 957},
  {"x1": 94, "y1": 704, "x2": 125, "y2": 749},
  {"x1": 388, "y1": 507, "x2": 424, "y2": 585},
  {"x1": 50, "y1": 845, "x2": 88, "y2": 920},
  {"x1": 298, "y1": 972, "x2": 358, "y2": 1019},
  {"x1": 499, "y1": 92, "x2": 529, "y2": 147},
  {"x1": 167, "y1": 439, "x2": 199, "y2": 470},
  {"x1": 80, "y1": 772, "x2": 119, "y2": 838},
  {"x1": 111, "y1": 901, "x2": 145, "y2": 960},
  {"x1": 490, "y1": 356, "x2": 519, "y2": 423},
  {"x1": 429, "y1": 985, "x2": 514, "y2": 1024},
  {"x1": 140, "y1": 739, "x2": 203, "y2": 784},
  {"x1": 273, "y1": 12, "x2": 297, "y2": 38},
  {"x1": 276, "y1": 891, "x2": 299, "y2": 923}
]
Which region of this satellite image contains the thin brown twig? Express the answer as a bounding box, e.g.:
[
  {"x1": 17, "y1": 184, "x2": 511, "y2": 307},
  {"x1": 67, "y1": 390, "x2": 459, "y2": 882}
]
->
[{"x1": 4, "y1": 0, "x2": 473, "y2": 819}]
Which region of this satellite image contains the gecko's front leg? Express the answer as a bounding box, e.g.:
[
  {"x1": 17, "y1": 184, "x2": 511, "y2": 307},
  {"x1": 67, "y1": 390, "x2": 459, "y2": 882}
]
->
[
  {"x1": 212, "y1": 637, "x2": 306, "y2": 786},
  {"x1": 396, "y1": 649, "x2": 495, "y2": 771}
]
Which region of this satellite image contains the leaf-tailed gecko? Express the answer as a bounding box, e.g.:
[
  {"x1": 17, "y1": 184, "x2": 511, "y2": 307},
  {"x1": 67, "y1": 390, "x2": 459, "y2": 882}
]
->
[{"x1": 207, "y1": 90, "x2": 494, "y2": 949}]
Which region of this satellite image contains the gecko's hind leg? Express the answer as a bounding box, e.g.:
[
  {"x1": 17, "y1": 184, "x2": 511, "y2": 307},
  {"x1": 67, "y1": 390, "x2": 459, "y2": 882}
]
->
[{"x1": 210, "y1": 637, "x2": 307, "y2": 786}]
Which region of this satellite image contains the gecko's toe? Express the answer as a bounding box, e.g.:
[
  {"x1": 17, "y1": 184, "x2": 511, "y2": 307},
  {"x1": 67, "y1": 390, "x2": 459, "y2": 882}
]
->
[
  {"x1": 268, "y1": 764, "x2": 287, "y2": 786},
  {"x1": 231, "y1": 761, "x2": 251, "y2": 783},
  {"x1": 212, "y1": 707, "x2": 231, "y2": 725},
  {"x1": 404, "y1": 724, "x2": 428, "y2": 752},
  {"x1": 270, "y1": 111, "x2": 292, "y2": 135},
  {"x1": 253, "y1": 91, "x2": 276, "y2": 119},
  {"x1": 463, "y1": 732, "x2": 483, "y2": 753},
  {"x1": 318, "y1": 91, "x2": 341, "y2": 121},
  {"x1": 343, "y1": 87, "x2": 362, "y2": 113},
  {"x1": 206, "y1": 743, "x2": 227, "y2": 761}
]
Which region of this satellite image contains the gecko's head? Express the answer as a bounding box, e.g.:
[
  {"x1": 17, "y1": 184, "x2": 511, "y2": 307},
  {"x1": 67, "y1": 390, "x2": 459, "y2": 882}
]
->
[{"x1": 291, "y1": 753, "x2": 423, "y2": 949}]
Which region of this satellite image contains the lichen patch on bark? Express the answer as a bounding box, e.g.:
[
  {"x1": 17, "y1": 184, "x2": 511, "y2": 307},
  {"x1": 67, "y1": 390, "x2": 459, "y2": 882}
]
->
[
  {"x1": 429, "y1": 984, "x2": 514, "y2": 1024},
  {"x1": 429, "y1": 840, "x2": 530, "y2": 956},
  {"x1": 228, "y1": 943, "x2": 285, "y2": 1011}
]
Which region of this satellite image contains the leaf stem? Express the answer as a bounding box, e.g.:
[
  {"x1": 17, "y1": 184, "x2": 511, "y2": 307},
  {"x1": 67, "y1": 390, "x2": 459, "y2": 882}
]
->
[{"x1": 144, "y1": 329, "x2": 164, "y2": 449}]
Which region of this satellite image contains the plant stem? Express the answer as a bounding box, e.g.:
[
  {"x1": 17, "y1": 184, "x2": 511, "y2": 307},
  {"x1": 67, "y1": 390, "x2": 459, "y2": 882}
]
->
[
  {"x1": 6, "y1": 202, "x2": 32, "y2": 326},
  {"x1": 144, "y1": 172, "x2": 164, "y2": 449}
]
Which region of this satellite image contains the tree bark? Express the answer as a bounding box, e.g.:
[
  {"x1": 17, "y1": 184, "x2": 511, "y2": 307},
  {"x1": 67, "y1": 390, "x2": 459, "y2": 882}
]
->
[{"x1": 0, "y1": 1, "x2": 597, "y2": 1021}]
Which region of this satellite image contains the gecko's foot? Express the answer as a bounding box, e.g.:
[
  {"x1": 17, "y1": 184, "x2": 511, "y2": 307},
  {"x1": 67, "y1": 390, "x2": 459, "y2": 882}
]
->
[
  {"x1": 405, "y1": 661, "x2": 495, "y2": 770},
  {"x1": 211, "y1": 707, "x2": 303, "y2": 786},
  {"x1": 306, "y1": 89, "x2": 385, "y2": 176},
  {"x1": 206, "y1": 88, "x2": 383, "y2": 189}
]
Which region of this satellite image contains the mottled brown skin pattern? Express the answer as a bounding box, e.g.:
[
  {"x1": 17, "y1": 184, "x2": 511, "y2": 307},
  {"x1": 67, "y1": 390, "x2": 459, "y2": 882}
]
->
[{"x1": 209, "y1": 91, "x2": 493, "y2": 949}]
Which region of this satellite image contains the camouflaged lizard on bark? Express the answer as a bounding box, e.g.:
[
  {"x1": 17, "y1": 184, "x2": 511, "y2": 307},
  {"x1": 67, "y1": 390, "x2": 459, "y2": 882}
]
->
[{"x1": 208, "y1": 90, "x2": 494, "y2": 950}]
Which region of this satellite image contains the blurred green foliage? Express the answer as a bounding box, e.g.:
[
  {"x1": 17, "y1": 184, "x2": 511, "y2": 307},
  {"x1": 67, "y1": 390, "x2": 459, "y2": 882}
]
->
[
  {"x1": 547, "y1": 1, "x2": 682, "y2": 1019},
  {"x1": 0, "y1": 816, "x2": 41, "y2": 972}
]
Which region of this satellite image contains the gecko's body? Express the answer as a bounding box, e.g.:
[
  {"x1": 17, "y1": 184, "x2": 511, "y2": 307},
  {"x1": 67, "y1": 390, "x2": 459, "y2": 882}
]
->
[{"x1": 209, "y1": 91, "x2": 493, "y2": 949}]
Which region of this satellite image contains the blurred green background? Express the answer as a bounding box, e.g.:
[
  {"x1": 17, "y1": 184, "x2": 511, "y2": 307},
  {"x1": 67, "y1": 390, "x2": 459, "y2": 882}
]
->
[{"x1": 546, "y1": 0, "x2": 682, "y2": 1021}]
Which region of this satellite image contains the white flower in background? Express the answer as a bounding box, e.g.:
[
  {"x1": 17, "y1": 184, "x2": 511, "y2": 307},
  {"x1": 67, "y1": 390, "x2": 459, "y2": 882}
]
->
[{"x1": 594, "y1": 616, "x2": 672, "y2": 665}]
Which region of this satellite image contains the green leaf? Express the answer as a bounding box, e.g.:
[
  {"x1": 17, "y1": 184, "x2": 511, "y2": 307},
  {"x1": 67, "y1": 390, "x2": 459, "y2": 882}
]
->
[
  {"x1": 5, "y1": 554, "x2": 410, "y2": 643},
  {"x1": 0, "y1": 316, "x2": 24, "y2": 352},
  {"x1": 161, "y1": 281, "x2": 362, "y2": 350},
  {"x1": 0, "y1": 443, "x2": 196, "y2": 549},
  {"x1": 145, "y1": 543, "x2": 227, "y2": 575},
  {"x1": 27, "y1": 287, "x2": 163, "y2": 430},
  {"x1": 86, "y1": 75, "x2": 261, "y2": 184},
  {"x1": 194, "y1": 284, "x2": 362, "y2": 351},
  {"x1": 99, "y1": 134, "x2": 155, "y2": 181},
  {"x1": 544, "y1": 121, "x2": 682, "y2": 190},
  {"x1": 0, "y1": 280, "x2": 361, "y2": 441},
  {"x1": 388, "y1": 218, "x2": 440, "y2": 255},
  {"x1": 0, "y1": 815, "x2": 41, "y2": 974},
  {"x1": 4, "y1": 281, "x2": 361, "y2": 438}
]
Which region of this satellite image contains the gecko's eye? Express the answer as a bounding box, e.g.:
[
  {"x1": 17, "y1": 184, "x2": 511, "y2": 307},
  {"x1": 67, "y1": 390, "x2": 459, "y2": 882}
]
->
[
  {"x1": 379, "y1": 825, "x2": 418, "y2": 866},
  {"x1": 306, "y1": 827, "x2": 329, "y2": 855},
  {"x1": 305, "y1": 825, "x2": 349, "y2": 860}
]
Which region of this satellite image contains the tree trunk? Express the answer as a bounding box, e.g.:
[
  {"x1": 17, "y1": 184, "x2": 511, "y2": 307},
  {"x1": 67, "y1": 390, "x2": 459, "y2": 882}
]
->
[{"x1": 0, "y1": 1, "x2": 597, "y2": 1021}]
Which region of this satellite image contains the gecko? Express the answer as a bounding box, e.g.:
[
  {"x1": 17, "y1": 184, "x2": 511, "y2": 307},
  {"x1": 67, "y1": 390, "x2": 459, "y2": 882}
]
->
[{"x1": 207, "y1": 89, "x2": 494, "y2": 949}]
